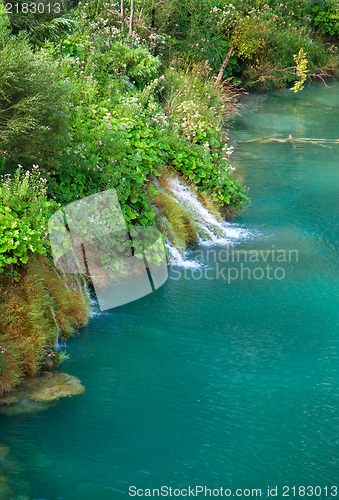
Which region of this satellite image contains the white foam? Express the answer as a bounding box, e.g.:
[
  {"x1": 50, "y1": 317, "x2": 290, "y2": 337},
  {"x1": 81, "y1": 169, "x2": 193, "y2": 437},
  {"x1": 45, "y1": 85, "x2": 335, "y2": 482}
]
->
[
  {"x1": 168, "y1": 177, "x2": 251, "y2": 244},
  {"x1": 165, "y1": 244, "x2": 201, "y2": 268}
]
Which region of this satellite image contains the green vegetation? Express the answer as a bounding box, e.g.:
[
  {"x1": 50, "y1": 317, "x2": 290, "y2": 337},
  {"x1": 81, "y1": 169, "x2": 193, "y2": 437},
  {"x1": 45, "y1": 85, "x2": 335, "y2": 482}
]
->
[
  {"x1": 0, "y1": 166, "x2": 58, "y2": 279},
  {"x1": 312, "y1": 3, "x2": 339, "y2": 37},
  {"x1": 0, "y1": 0, "x2": 338, "y2": 394},
  {"x1": 147, "y1": 0, "x2": 338, "y2": 88},
  {"x1": 0, "y1": 12, "x2": 69, "y2": 171}
]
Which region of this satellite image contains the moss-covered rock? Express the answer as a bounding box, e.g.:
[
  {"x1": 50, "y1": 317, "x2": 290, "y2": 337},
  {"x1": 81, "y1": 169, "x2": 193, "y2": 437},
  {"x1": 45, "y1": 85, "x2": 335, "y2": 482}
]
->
[
  {"x1": 0, "y1": 475, "x2": 11, "y2": 500},
  {"x1": 0, "y1": 446, "x2": 10, "y2": 459},
  {"x1": 24, "y1": 371, "x2": 85, "y2": 403},
  {"x1": 0, "y1": 371, "x2": 85, "y2": 415}
]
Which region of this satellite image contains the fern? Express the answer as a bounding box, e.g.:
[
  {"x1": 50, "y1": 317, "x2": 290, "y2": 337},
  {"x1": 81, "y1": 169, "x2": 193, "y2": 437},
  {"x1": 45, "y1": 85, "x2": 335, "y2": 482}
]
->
[{"x1": 29, "y1": 16, "x2": 77, "y2": 45}]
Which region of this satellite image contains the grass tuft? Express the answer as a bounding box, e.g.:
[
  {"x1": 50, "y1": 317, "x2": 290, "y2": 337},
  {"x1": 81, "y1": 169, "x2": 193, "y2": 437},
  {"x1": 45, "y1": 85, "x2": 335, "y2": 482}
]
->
[
  {"x1": 153, "y1": 191, "x2": 198, "y2": 247},
  {"x1": 0, "y1": 255, "x2": 89, "y2": 395}
]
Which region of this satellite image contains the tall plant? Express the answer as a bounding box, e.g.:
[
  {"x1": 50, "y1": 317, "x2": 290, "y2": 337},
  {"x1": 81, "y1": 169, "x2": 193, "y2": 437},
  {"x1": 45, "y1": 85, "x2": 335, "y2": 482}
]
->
[{"x1": 0, "y1": 35, "x2": 68, "y2": 171}]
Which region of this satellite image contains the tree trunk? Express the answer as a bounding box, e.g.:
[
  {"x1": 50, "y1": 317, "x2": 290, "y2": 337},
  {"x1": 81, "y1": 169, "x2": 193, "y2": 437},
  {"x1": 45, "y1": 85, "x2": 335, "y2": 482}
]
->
[
  {"x1": 138, "y1": 0, "x2": 146, "y2": 23},
  {"x1": 151, "y1": 0, "x2": 155, "y2": 29},
  {"x1": 121, "y1": 0, "x2": 125, "y2": 32},
  {"x1": 215, "y1": 43, "x2": 235, "y2": 88},
  {"x1": 129, "y1": 0, "x2": 135, "y2": 35}
]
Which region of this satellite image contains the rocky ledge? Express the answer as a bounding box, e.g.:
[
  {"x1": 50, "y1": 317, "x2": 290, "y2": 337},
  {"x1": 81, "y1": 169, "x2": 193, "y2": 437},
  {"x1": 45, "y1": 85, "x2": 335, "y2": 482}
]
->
[{"x1": 0, "y1": 371, "x2": 85, "y2": 415}]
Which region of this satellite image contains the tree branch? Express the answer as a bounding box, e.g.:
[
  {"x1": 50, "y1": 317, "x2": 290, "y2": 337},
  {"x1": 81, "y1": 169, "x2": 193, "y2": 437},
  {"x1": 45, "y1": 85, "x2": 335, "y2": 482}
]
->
[
  {"x1": 215, "y1": 43, "x2": 235, "y2": 88},
  {"x1": 129, "y1": 0, "x2": 135, "y2": 36}
]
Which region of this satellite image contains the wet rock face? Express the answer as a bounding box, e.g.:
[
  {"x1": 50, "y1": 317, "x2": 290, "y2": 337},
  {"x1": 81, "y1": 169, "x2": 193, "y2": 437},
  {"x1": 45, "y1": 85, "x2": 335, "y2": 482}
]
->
[{"x1": 0, "y1": 372, "x2": 85, "y2": 415}]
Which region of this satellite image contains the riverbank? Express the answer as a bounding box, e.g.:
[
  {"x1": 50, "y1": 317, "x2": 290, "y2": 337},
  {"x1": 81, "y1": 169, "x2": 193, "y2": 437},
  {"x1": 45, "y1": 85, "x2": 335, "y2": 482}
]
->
[
  {"x1": 0, "y1": 0, "x2": 338, "y2": 396},
  {"x1": 0, "y1": 81, "x2": 337, "y2": 499}
]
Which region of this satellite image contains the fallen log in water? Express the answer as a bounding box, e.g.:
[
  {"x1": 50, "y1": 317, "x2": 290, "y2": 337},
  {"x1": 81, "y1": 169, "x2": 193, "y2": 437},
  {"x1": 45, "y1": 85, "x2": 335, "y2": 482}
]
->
[{"x1": 241, "y1": 135, "x2": 339, "y2": 147}]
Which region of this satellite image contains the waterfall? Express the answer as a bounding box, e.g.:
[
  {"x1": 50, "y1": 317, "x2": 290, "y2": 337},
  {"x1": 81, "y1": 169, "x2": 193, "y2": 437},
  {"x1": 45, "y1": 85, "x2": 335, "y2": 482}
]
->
[
  {"x1": 69, "y1": 247, "x2": 87, "y2": 292},
  {"x1": 49, "y1": 305, "x2": 61, "y2": 350},
  {"x1": 165, "y1": 244, "x2": 201, "y2": 269},
  {"x1": 167, "y1": 178, "x2": 250, "y2": 245},
  {"x1": 56, "y1": 247, "x2": 87, "y2": 292},
  {"x1": 83, "y1": 279, "x2": 99, "y2": 316},
  {"x1": 155, "y1": 177, "x2": 252, "y2": 267},
  {"x1": 55, "y1": 269, "x2": 70, "y2": 291},
  {"x1": 55, "y1": 255, "x2": 82, "y2": 292}
]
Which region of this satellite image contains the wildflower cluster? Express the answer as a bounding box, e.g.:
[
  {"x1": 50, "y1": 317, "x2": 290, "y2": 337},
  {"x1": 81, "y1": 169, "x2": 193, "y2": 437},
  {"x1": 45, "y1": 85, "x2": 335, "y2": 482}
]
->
[{"x1": 0, "y1": 166, "x2": 58, "y2": 278}]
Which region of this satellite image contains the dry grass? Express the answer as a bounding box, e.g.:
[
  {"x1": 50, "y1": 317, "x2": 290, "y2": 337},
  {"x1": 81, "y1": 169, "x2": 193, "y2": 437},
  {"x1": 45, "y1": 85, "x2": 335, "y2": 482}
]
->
[
  {"x1": 197, "y1": 190, "x2": 222, "y2": 221},
  {"x1": 155, "y1": 168, "x2": 174, "y2": 192},
  {"x1": 153, "y1": 191, "x2": 198, "y2": 247},
  {"x1": 0, "y1": 255, "x2": 89, "y2": 395}
]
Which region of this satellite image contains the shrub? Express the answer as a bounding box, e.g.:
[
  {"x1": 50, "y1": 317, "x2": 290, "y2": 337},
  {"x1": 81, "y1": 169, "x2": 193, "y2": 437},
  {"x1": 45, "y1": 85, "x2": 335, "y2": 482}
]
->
[
  {"x1": 0, "y1": 36, "x2": 68, "y2": 171},
  {"x1": 48, "y1": 94, "x2": 166, "y2": 225},
  {"x1": 6, "y1": 0, "x2": 77, "y2": 46},
  {"x1": 98, "y1": 43, "x2": 161, "y2": 88},
  {"x1": 0, "y1": 166, "x2": 58, "y2": 279},
  {"x1": 312, "y1": 3, "x2": 339, "y2": 36},
  {"x1": 162, "y1": 64, "x2": 237, "y2": 148},
  {"x1": 233, "y1": 17, "x2": 272, "y2": 61}
]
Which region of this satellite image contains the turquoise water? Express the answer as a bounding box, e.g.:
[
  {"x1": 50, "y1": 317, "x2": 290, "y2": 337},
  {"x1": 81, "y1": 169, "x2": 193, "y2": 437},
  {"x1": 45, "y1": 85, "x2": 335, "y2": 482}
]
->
[{"x1": 1, "y1": 82, "x2": 338, "y2": 499}]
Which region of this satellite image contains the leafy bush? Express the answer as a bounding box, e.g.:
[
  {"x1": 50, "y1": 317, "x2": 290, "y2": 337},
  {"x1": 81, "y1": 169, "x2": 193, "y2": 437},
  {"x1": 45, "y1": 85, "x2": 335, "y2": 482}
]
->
[
  {"x1": 233, "y1": 17, "x2": 272, "y2": 61},
  {"x1": 229, "y1": 11, "x2": 330, "y2": 88},
  {"x1": 312, "y1": 3, "x2": 339, "y2": 36},
  {"x1": 48, "y1": 92, "x2": 166, "y2": 225},
  {"x1": 0, "y1": 35, "x2": 69, "y2": 171},
  {"x1": 98, "y1": 43, "x2": 161, "y2": 88},
  {"x1": 6, "y1": 0, "x2": 77, "y2": 46},
  {"x1": 0, "y1": 166, "x2": 58, "y2": 278},
  {"x1": 163, "y1": 64, "x2": 236, "y2": 147}
]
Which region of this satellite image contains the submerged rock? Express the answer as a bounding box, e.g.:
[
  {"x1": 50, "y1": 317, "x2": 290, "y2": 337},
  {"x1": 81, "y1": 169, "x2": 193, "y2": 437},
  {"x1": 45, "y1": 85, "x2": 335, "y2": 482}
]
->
[
  {"x1": 0, "y1": 446, "x2": 10, "y2": 459},
  {"x1": 0, "y1": 392, "x2": 20, "y2": 406},
  {"x1": 21, "y1": 372, "x2": 85, "y2": 403},
  {"x1": 0, "y1": 475, "x2": 11, "y2": 500},
  {"x1": 0, "y1": 372, "x2": 85, "y2": 415}
]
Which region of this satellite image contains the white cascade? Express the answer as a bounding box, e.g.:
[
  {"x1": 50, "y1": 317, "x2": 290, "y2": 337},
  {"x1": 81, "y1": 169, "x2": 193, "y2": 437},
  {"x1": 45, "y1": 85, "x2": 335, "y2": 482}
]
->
[
  {"x1": 167, "y1": 177, "x2": 250, "y2": 246},
  {"x1": 55, "y1": 269, "x2": 70, "y2": 291},
  {"x1": 49, "y1": 305, "x2": 61, "y2": 350},
  {"x1": 165, "y1": 244, "x2": 201, "y2": 269},
  {"x1": 153, "y1": 176, "x2": 252, "y2": 267}
]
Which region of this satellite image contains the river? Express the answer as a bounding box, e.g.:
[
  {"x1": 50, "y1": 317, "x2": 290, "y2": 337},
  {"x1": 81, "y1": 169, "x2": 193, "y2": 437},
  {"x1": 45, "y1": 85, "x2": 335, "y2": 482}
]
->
[{"x1": 0, "y1": 82, "x2": 338, "y2": 499}]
